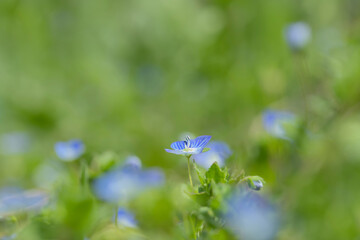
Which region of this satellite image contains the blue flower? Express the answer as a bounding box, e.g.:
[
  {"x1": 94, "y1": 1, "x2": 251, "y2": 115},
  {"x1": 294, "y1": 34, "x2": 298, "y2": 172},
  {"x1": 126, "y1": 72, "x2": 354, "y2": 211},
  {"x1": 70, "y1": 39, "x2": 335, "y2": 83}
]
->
[
  {"x1": 165, "y1": 135, "x2": 212, "y2": 156},
  {"x1": 251, "y1": 180, "x2": 263, "y2": 191},
  {"x1": 284, "y1": 22, "x2": 311, "y2": 50},
  {"x1": 262, "y1": 110, "x2": 296, "y2": 140},
  {"x1": 225, "y1": 192, "x2": 279, "y2": 240},
  {"x1": 0, "y1": 188, "x2": 49, "y2": 217},
  {"x1": 192, "y1": 141, "x2": 232, "y2": 169},
  {"x1": 246, "y1": 176, "x2": 265, "y2": 191},
  {"x1": 114, "y1": 208, "x2": 137, "y2": 228},
  {"x1": 54, "y1": 140, "x2": 85, "y2": 161},
  {"x1": 92, "y1": 158, "x2": 164, "y2": 202}
]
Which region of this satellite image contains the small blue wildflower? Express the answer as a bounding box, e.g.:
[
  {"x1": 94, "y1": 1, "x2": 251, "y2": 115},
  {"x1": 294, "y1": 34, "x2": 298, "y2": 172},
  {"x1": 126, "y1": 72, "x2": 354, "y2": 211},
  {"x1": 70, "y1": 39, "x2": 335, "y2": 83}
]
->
[
  {"x1": 54, "y1": 139, "x2": 85, "y2": 161},
  {"x1": 225, "y1": 192, "x2": 279, "y2": 240},
  {"x1": 262, "y1": 110, "x2": 296, "y2": 140},
  {"x1": 192, "y1": 141, "x2": 232, "y2": 169},
  {"x1": 247, "y1": 177, "x2": 265, "y2": 191},
  {"x1": 114, "y1": 208, "x2": 137, "y2": 228},
  {"x1": 165, "y1": 135, "x2": 211, "y2": 156},
  {"x1": 252, "y1": 180, "x2": 263, "y2": 190},
  {"x1": 0, "y1": 188, "x2": 49, "y2": 217},
  {"x1": 0, "y1": 132, "x2": 30, "y2": 156},
  {"x1": 92, "y1": 159, "x2": 164, "y2": 202},
  {"x1": 284, "y1": 22, "x2": 311, "y2": 50}
]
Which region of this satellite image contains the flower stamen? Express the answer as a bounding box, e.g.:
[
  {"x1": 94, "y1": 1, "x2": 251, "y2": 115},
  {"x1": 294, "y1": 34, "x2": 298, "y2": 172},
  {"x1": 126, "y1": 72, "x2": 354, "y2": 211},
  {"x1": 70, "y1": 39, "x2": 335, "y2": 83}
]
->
[{"x1": 184, "y1": 136, "x2": 191, "y2": 149}]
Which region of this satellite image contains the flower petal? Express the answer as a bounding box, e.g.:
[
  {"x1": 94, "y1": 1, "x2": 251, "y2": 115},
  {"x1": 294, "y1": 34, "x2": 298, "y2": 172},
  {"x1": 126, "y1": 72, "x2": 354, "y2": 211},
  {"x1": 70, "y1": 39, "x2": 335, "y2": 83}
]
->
[
  {"x1": 165, "y1": 149, "x2": 184, "y2": 155},
  {"x1": 193, "y1": 141, "x2": 232, "y2": 169},
  {"x1": 190, "y1": 135, "x2": 212, "y2": 148},
  {"x1": 0, "y1": 189, "x2": 49, "y2": 216},
  {"x1": 170, "y1": 141, "x2": 186, "y2": 150},
  {"x1": 262, "y1": 110, "x2": 295, "y2": 140},
  {"x1": 54, "y1": 140, "x2": 85, "y2": 161},
  {"x1": 92, "y1": 166, "x2": 164, "y2": 203},
  {"x1": 207, "y1": 142, "x2": 232, "y2": 159},
  {"x1": 138, "y1": 169, "x2": 165, "y2": 186},
  {"x1": 68, "y1": 140, "x2": 84, "y2": 152},
  {"x1": 116, "y1": 208, "x2": 137, "y2": 228}
]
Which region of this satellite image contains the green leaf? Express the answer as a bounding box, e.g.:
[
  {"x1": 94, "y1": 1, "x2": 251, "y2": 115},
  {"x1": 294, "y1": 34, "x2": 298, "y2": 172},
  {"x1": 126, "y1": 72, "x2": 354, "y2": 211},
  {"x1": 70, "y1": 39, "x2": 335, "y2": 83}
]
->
[
  {"x1": 197, "y1": 207, "x2": 223, "y2": 229},
  {"x1": 228, "y1": 170, "x2": 245, "y2": 184},
  {"x1": 193, "y1": 163, "x2": 206, "y2": 185},
  {"x1": 188, "y1": 213, "x2": 204, "y2": 239},
  {"x1": 202, "y1": 147, "x2": 211, "y2": 153},
  {"x1": 90, "y1": 152, "x2": 118, "y2": 178},
  {"x1": 250, "y1": 176, "x2": 266, "y2": 182},
  {"x1": 97, "y1": 152, "x2": 117, "y2": 171},
  {"x1": 210, "y1": 183, "x2": 232, "y2": 210},
  {"x1": 205, "y1": 162, "x2": 227, "y2": 184},
  {"x1": 188, "y1": 192, "x2": 211, "y2": 206}
]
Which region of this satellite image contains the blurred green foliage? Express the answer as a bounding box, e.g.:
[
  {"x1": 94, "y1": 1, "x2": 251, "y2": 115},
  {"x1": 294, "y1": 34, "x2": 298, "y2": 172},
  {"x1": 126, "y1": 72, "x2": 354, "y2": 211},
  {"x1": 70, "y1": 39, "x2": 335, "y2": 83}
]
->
[{"x1": 1, "y1": 0, "x2": 360, "y2": 239}]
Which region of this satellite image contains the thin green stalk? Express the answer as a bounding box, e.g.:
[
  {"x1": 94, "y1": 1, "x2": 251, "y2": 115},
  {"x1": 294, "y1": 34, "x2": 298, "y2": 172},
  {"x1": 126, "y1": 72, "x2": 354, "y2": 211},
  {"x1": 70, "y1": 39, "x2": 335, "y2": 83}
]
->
[
  {"x1": 293, "y1": 54, "x2": 309, "y2": 122},
  {"x1": 188, "y1": 214, "x2": 197, "y2": 240},
  {"x1": 115, "y1": 206, "x2": 118, "y2": 226},
  {"x1": 238, "y1": 176, "x2": 249, "y2": 184},
  {"x1": 187, "y1": 156, "x2": 193, "y2": 187}
]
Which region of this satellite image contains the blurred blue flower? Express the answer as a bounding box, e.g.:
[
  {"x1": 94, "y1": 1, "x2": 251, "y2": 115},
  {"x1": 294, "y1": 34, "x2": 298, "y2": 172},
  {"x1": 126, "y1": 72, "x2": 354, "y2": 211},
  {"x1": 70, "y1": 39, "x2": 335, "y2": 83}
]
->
[
  {"x1": 192, "y1": 141, "x2": 232, "y2": 169},
  {"x1": 54, "y1": 140, "x2": 85, "y2": 161},
  {"x1": 0, "y1": 132, "x2": 30, "y2": 156},
  {"x1": 262, "y1": 110, "x2": 296, "y2": 140},
  {"x1": 124, "y1": 155, "x2": 142, "y2": 170},
  {"x1": 165, "y1": 135, "x2": 212, "y2": 156},
  {"x1": 114, "y1": 208, "x2": 137, "y2": 228},
  {"x1": 92, "y1": 159, "x2": 164, "y2": 202},
  {"x1": 284, "y1": 22, "x2": 311, "y2": 50},
  {"x1": 225, "y1": 192, "x2": 279, "y2": 240},
  {"x1": 0, "y1": 188, "x2": 49, "y2": 217},
  {"x1": 1, "y1": 234, "x2": 16, "y2": 240}
]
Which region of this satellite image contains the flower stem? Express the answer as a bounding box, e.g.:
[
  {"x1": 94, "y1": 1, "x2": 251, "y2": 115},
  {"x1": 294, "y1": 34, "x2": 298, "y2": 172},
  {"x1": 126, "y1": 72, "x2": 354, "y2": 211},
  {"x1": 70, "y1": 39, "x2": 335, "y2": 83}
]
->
[
  {"x1": 187, "y1": 156, "x2": 193, "y2": 187},
  {"x1": 188, "y1": 214, "x2": 197, "y2": 240},
  {"x1": 115, "y1": 206, "x2": 118, "y2": 227}
]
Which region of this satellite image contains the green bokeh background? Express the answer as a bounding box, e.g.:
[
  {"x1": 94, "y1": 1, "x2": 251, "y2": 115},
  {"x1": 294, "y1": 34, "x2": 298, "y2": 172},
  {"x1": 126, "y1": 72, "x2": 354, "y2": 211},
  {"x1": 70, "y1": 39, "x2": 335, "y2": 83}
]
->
[{"x1": 1, "y1": 0, "x2": 360, "y2": 239}]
